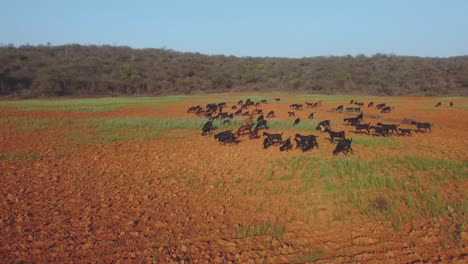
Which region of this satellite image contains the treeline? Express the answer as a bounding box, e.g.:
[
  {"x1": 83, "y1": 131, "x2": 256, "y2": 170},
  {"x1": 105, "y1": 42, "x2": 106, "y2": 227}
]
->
[{"x1": 0, "y1": 44, "x2": 467, "y2": 98}]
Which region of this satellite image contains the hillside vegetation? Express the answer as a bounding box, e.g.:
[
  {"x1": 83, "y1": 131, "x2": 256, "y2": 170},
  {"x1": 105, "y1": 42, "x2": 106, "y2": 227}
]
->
[{"x1": 1, "y1": 44, "x2": 467, "y2": 98}]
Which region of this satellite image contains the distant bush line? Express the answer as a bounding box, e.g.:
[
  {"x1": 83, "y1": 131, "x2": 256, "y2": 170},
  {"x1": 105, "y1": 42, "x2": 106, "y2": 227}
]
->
[{"x1": 1, "y1": 44, "x2": 467, "y2": 98}]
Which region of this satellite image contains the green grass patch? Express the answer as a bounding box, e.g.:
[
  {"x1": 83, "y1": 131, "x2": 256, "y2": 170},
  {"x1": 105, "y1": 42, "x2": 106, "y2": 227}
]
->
[
  {"x1": 352, "y1": 137, "x2": 402, "y2": 148},
  {"x1": 235, "y1": 222, "x2": 285, "y2": 238},
  {"x1": 0, "y1": 151, "x2": 42, "y2": 162},
  {"x1": 0, "y1": 95, "x2": 199, "y2": 112}
]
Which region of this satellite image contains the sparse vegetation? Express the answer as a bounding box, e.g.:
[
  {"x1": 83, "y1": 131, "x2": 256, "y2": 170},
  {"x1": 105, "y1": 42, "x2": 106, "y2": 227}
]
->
[{"x1": 1, "y1": 45, "x2": 467, "y2": 97}]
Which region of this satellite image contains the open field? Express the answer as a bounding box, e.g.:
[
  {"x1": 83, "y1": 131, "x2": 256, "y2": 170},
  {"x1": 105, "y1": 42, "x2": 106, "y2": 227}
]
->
[{"x1": 0, "y1": 93, "x2": 467, "y2": 263}]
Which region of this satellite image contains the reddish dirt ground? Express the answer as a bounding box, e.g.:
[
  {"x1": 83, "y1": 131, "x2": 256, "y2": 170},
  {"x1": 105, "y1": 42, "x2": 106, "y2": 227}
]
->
[{"x1": 0, "y1": 94, "x2": 467, "y2": 263}]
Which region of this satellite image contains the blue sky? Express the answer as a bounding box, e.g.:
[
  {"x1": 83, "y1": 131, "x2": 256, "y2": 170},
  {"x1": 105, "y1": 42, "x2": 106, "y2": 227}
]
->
[{"x1": 2, "y1": 0, "x2": 468, "y2": 57}]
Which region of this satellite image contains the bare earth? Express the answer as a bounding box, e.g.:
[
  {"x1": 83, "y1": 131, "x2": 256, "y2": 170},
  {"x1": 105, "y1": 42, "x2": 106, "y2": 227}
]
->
[{"x1": 0, "y1": 95, "x2": 467, "y2": 263}]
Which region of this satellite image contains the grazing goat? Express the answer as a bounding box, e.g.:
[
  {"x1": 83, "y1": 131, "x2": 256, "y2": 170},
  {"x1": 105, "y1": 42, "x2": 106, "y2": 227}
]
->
[
  {"x1": 376, "y1": 103, "x2": 386, "y2": 109},
  {"x1": 344, "y1": 113, "x2": 363, "y2": 125},
  {"x1": 267, "y1": 111, "x2": 275, "y2": 118},
  {"x1": 274, "y1": 98, "x2": 281, "y2": 102},
  {"x1": 398, "y1": 128, "x2": 412, "y2": 136},
  {"x1": 288, "y1": 111, "x2": 295, "y2": 117},
  {"x1": 411, "y1": 121, "x2": 431, "y2": 133},
  {"x1": 290, "y1": 104, "x2": 303, "y2": 110},
  {"x1": 370, "y1": 125, "x2": 389, "y2": 137},
  {"x1": 202, "y1": 120, "x2": 214, "y2": 136},
  {"x1": 237, "y1": 100, "x2": 243, "y2": 105},
  {"x1": 234, "y1": 109, "x2": 242, "y2": 116},
  {"x1": 308, "y1": 112, "x2": 315, "y2": 119},
  {"x1": 255, "y1": 102, "x2": 260, "y2": 107},
  {"x1": 305, "y1": 102, "x2": 315, "y2": 108},
  {"x1": 354, "y1": 123, "x2": 371, "y2": 135},
  {"x1": 293, "y1": 118, "x2": 301, "y2": 126},
  {"x1": 187, "y1": 105, "x2": 201, "y2": 113},
  {"x1": 231, "y1": 105, "x2": 237, "y2": 110},
  {"x1": 381, "y1": 106, "x2": 392, "y2": 113},
  {"x1": 336, "y1": 105, "x2": 344, "y2": 111},
  {"x1": 263, "y1": 137, "x2": 273, "y2": 149},
  {"x1": 214, "y1": 130, "x2": 237, "y2": 144},
  {"x1": 294, "y1": 134, "x2": 319, "y2": 151},
  {"x1": 257, "y1": 115, "x2": 264, "y2": 122},
  {"x1": 236, "y1": 123, "x2": 253, "y2": 136},
  {"x1": 376, "y1": 123, "x2": 399, "y2": 135},
  {"x1": 255, "y1": 119, "x2": 268, "y2": 130},
  {"x1": 262, "y1": 132, "x2": 283, "y2": 144},
  {"x1": 316, "y1": 120, "x2": 331, "y2": 131},
  {"x1": 260, "y1": 99, "x2": 267, "y2": 104},
  {"x1": 435, "y1": 102, "x2": 442, "y2": 107},
  {"x1": 242, "y1": 111, "x2": 250, "y2": 116},
  {"x1": 344, "y1": 117, "x2": 361, "y2": 126},
  {"x1": 368, "y1": 102, "x2": 374, "y2": 107},
  {"x1": 355, "y1": 102, "x2": 364, "y2": 107},
  {"x1": 280, "y1": 137, "x2": 293, "y2": 152},
  {"x1": 323, "y1": 128, "x2": 346, "y2": 143},
  {"x1": 333, "y1": 139, "x2": 353, "y2": 156},
  {"x1": 450, "y1": 101, "x2": 454, "y2": 107}
]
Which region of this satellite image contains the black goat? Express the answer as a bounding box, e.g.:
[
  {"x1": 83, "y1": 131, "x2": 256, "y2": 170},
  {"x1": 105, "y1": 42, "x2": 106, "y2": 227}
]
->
[
  {"x1": 263, "y1": 132, "x2": 283, "y2": 144},
  {"x1": 368, "y1": 102, "x2": 374, "y2": 107},
  {"x1": 411, "y1": 121, "x2": 431, "y2": 132},
  {"x1": 333, "y1": 139, "x2": 353, "y2": 156},
  {"x1": 237, "y1": 100, "x2": 243, "y2": 105},
  {"x1": 370, "y1": 125, "x2": 389, "y2": 137},
  {"x1": 260, "y1": 99, "x2": 267, "y2": 104},
  {"x1": 231, "y1": 105, "x2": 237, "y2": 110},
  {"x1": 305, "y1": 102, "x2": 315, "y2": 108},
  {"x1": 336, "y1": 105, "x2": 344, "y2": 111},
  {"x1": 288, "y1": 111, "x2": 295, "y2": 117},
  {"x1": 187, "y1": 105, "x2": 201, "y2": 113},
  {"x1": 255, "y1": 119, "x2": 268, "y2": 130},
  {"x1": 234, "y1": 109, "x2": 242, "y2": 116},
  {"x1": 267, "y1": 111, "x2": 275, "y2": 118},
  {"x1": 398, "y1": 128, "x2": 412, "y2": 136},
  {"x1": 293, "y1": 118, "x2": 301, "y2": 126},
  {"x1": 274, "y1": 98, "x2": 281, "y2": 102},
  {"x1": 294, "y1": 134, "x2": 319, "y2": 151},
  {"x1": 201, "y1": 120, "x2": 214, "y2": 136},
  {"x1": 280, "y1": 137, "x2": 293, "y2": 152},
  {"x1": 381, "y1": 106, "x2": 392, "y2": 113},
  {"x1": 435, "y1": 102, "x2": 442, "y2": 107},
  {"x1": 257, "y1": 115, "x2": 264, "y2": 122},
  {"x1": 349, "y1": 99, "x2": 354, "y2": 104},
  {"x1": 323, "y1": 128, "x2": 346, "y2": 143},
  {"x1": 308, "y1": 112, "x2": 315, "y2": 119},
  {"x1": 263, "y1": 137, "x2": 272, "y2": 149},
  {"x1": 316, "y1": 120, "x2": 331, "y2": 131},
  {"x1": 376, "y1": 103, "x2": 386, "y2": 109},
  {"x1": 376, "y1": 123, "x2": 399, "y2": 135},
  {"x1": 450, "y1": 102, "x2": 454, "y2": 107},
  {"x1": 354, "y1": 123, "x2": 371, "y2": 135},
  {"x1": 214, "y1": 130, "x2": 237, "y2": 144}
]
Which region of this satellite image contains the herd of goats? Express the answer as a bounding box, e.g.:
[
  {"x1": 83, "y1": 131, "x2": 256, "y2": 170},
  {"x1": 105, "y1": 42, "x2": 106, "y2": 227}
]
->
[{"x1": 186, "y1": 98, "x2": 443, "y2": 155}]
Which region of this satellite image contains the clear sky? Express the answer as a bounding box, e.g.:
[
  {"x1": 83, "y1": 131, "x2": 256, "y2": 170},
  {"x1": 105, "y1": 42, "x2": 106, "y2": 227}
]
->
[{"x1": 2, "y1": 0, "x2": 468, "y2": 58}]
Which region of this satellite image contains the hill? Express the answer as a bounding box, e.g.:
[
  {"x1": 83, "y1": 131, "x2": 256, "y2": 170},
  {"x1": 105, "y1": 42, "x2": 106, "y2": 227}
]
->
[{"x1": 1, "y1": 44, "x2": 467, "y2": 98}]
